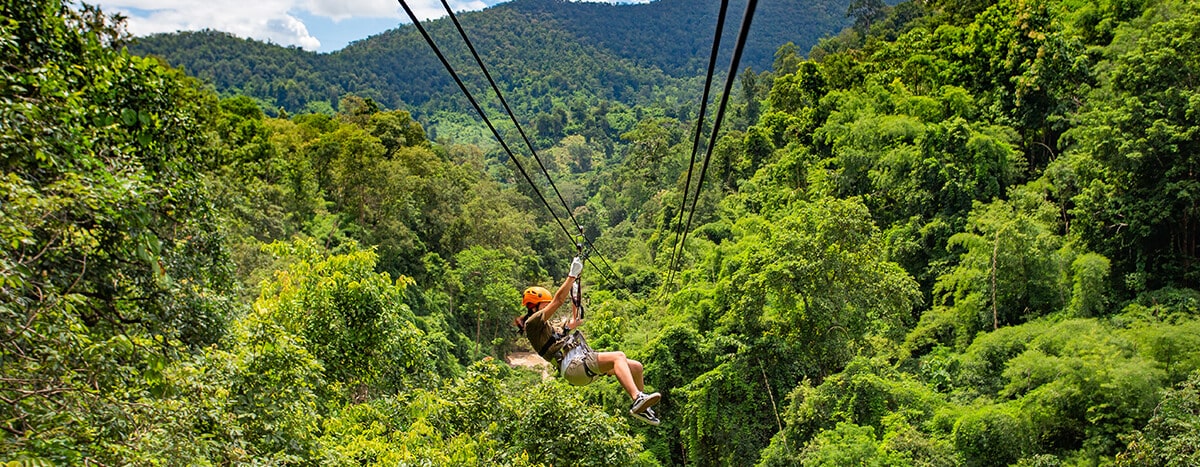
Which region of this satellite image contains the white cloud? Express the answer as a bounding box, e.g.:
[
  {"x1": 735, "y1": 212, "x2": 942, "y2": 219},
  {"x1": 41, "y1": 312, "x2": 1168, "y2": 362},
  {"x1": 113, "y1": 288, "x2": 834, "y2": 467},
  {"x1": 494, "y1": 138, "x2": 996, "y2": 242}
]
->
[
  {"x1": 305, "y1": 0, "x2": 397, "y2": 21},
  {"x1": 106, "y1": 0, "x2": 321, "y2": 49},
  {"x1": 265, "y1": 16, "x2": 321, "y2": 50},
  {"x1": 99, "y1": 0, "x2": 493, "y2": 51}
]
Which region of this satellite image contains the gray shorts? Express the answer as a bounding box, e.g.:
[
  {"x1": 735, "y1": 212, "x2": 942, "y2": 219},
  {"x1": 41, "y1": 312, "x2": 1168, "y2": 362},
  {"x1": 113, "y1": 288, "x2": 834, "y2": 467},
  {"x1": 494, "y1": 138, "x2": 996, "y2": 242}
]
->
[{"x1": 561, "y1": 344, "x2": 601, "y2": 386}]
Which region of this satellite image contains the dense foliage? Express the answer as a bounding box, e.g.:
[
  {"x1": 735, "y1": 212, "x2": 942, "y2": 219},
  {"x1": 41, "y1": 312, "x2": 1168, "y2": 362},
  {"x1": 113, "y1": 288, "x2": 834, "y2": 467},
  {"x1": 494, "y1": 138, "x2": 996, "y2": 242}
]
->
[{"x1": 4, "y1": 0, "x2": 1200, "y2": 465}]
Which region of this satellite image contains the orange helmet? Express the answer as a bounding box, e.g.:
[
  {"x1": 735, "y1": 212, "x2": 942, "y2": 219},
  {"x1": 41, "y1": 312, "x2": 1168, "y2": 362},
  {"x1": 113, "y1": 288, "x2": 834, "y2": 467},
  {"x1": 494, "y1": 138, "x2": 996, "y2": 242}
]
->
[{"x1": 522, "y1": 286, "x2": 552, "y2": 308}]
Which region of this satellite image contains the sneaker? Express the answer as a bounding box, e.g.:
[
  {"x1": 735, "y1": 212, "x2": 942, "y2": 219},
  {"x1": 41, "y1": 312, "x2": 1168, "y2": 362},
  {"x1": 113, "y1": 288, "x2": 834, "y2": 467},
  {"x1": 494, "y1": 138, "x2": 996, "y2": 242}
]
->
[
  {"x1": 631, "y1": 407, "x2": 660, "y2": 426},
  {"x1": 630, "y1": 391, "x2": 661, "y2": 414}
]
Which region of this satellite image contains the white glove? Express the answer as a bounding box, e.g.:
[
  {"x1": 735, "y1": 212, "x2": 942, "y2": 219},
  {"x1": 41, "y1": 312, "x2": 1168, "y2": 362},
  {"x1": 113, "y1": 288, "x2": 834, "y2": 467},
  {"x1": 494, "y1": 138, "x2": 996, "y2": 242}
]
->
[{"x1": 568, "y1": 256, "x2": 584, "y2": 278}]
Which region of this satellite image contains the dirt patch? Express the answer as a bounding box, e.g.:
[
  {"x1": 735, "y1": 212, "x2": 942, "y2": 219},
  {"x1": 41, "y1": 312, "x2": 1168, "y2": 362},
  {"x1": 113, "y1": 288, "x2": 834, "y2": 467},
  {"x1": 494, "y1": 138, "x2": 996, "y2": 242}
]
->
[{"x1": 506, "y1": 351, "x2": 554, "y2": 381}]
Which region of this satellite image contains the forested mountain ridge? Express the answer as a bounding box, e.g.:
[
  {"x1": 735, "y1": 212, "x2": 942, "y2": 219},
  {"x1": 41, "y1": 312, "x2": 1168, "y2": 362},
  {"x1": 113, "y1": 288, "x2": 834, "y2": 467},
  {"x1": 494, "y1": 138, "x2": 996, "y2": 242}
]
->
[
  {"x1": 5, "y1": 0, "x2": 1200, "y2": 465},
  {"x1": 492, "y1": 0, "x2": 848, "y2": 76},
  {"x1": 131, "y1": 0, "x2": 852, "y2": 118}
]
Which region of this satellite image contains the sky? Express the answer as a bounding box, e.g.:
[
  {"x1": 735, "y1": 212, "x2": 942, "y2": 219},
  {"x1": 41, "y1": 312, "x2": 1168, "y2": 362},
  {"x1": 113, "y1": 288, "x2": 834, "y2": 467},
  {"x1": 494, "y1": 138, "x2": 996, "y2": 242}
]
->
[{"x1": 97, "y1": 0, "x2": 652, "y2": 53}]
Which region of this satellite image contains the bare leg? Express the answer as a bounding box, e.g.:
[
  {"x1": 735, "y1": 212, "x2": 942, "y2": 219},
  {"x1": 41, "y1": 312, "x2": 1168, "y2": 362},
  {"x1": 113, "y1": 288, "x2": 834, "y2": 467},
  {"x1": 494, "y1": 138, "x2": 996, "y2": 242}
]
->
[
  {"x1": 629, "y1": 359, "x2": 645, "y2": 392},
  {"x1": 596, "y1": 351, "x2": 640, "y2": 399}
]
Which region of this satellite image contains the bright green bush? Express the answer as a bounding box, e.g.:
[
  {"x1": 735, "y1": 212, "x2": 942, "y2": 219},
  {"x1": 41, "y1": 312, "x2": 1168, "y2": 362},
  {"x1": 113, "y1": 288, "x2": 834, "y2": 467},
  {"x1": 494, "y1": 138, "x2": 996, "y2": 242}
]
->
[
  {"x1": 952, "y1": 404, "x2": 1034, "y2": 467},
  {"x1": 257, "y1": 239, "x2": 440, "y2": 395},
  {"x1": 798, "y1": 422, "x2": 891, "y2": 467}
]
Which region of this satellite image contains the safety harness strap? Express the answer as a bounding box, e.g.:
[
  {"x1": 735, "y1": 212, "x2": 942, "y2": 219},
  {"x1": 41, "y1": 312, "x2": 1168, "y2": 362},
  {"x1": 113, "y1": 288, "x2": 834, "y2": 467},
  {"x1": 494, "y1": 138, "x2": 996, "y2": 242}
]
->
[{"x1": 537, "y1": 331, "x2": 564, "y2": 359}]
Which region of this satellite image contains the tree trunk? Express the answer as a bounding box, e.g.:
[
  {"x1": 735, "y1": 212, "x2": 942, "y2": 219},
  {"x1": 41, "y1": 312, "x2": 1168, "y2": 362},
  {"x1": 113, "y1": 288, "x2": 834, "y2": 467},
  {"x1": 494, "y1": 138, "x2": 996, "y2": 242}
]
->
[{"x1": 991, "y1": 231, "x2": 1000, "y2": 330}]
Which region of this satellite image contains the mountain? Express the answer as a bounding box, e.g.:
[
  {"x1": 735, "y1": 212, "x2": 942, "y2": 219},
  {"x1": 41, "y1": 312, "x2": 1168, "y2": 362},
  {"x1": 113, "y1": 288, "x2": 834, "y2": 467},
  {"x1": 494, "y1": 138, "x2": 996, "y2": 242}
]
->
[
  {"x1": 132, "y1": 0, "x2": 852, "y2": 115},
  {"x1": 492, "y1": 0, "x2": 849, "y2": 76}
]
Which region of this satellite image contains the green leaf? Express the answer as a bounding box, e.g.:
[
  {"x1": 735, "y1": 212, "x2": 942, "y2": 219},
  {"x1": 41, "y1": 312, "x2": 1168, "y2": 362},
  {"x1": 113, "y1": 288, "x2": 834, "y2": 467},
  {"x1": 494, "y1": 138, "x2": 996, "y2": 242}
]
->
[{"x1": 121, "y1": 108, "x2": 137, "y2": 126}]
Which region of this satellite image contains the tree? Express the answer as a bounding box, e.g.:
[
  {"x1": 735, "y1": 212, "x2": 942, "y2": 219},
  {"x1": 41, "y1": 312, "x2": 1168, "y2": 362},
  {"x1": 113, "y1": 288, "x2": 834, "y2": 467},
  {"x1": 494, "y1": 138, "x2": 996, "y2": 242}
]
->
[
  {"x1": 767, "y1": 62, "x2": 825, "y2": 114},
  {"x1": 1000, "y1": 320, "x2": 1163, "y2": 456},
  {"x1": 202, "y1": 309, "x2": 328, "y2": 462},
  {"x1": 449, "y1": 246, "x2": 521, "y2": 357},
  {"x1": 681, "y1": 346, "x2": 799, "y2": 467},
  {"x1": 950, "y1": 318, "x2": 1164, "y2": 457},
  {"x1": 774, "y1": 42, "x2": 802, "y2": 75},
  {"x1": 953, "y1": 404, "x2": 1035, "y2": 467},
  {"x1": 1, "y1": 1, "x2": 236, "y2": 461},
  {"x1": 760, "y1": 357, "x2": 947, "y2": 465},
  {"x1": 256, "y1": 239, "x2": 439, "y2": 396},
  {"x1": 1117, "y1": 371, "x2": 1200, "y2": 466},
  {"x1": 1068, "y1": 252, "x2": 1111, "y2": 317},
  {"x1": 617, "y1": 117, "x2": 686, "y2": 226},
  {"x1": 713, "y1": 198, "x2": 920, "y2": 374},
  {"x1": 1063, "y1": 1, "x2": 1200, "y2": 293},
  {"x1": 932, "y1": 197, "x2": 1067, "y2": 346},
  {"x1": 369, "y1": 109, "x2": 428, "y2": 156},
  {"x1": 847, "y1": 0, "x2": 888, "y2": 34},
  {"x1": 742, "y1": 67, "x2": 762, "y2": 126},
  {"x1": 639, "y1": 325, "x2": 713, "y2": 464},
  {"x1": 328, "y1": 126, "x2": 390, "y2": 227},
  {"x1": 317, "y1": 362, "x2": 540, "y2": 466}
]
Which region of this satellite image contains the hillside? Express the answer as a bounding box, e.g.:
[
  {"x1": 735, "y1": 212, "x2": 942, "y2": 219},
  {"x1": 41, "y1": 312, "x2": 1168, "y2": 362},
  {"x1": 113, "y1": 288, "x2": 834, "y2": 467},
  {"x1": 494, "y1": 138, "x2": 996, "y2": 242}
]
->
[
  {"x1": 493, "y1": 0, "x2": 849, "y2": 76},
  {"x1": 131, "y1": 0, "x2": 853, "y2": 116}
]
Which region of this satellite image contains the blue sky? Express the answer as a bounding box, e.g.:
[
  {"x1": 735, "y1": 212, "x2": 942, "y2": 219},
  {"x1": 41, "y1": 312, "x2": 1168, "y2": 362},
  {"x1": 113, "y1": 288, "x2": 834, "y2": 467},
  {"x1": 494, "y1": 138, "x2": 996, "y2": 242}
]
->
[{"x1": 98, "y1": 0, "x2": 651, "y2": 53}]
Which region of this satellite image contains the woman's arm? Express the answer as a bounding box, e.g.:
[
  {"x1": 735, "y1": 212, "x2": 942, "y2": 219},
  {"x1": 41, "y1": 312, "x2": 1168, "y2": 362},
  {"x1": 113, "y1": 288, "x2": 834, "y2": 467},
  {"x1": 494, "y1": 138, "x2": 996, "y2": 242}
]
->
[
  {"x1": 536, "y1": 275, "x2": 575, "y2": 322},
  {"x1": 535, "y1": 257, "x2": 583, "y2": 323}
]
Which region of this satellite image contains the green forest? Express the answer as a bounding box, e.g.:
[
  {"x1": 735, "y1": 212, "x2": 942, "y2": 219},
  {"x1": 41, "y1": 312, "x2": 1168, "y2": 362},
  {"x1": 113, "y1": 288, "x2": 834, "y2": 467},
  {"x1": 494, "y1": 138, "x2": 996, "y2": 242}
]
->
[
  {"x1": 128, "y1": 0, "x2": 851, "y2": 126},
  {"x1": 3, "y1": 0, "x2": 1200, "y2": 465}
]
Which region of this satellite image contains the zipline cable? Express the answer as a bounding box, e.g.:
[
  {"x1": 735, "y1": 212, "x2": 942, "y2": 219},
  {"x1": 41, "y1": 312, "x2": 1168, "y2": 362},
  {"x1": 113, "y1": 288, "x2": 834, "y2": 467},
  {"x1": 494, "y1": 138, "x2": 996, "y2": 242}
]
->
[
  {"x1": 437, "y1": 0, "x2": 622, "y2": 284},
  {"x1": 665, "y1": 0, "x2": 731, "y2": 288},
  {"x1": 670, "y1": 0, "x2": 758, "y2": 280},
  {"x1": 397, "y1": 0, "x2": 593, "y2": 279}
]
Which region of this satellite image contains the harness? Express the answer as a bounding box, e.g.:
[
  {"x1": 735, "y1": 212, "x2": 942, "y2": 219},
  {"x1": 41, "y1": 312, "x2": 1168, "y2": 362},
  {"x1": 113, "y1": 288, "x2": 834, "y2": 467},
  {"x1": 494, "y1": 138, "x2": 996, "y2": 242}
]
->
[
  {"x1": 536, "y1": 328, "x2": 571, "y2": 360},
  {"x1": 535, "y1": 328, "x2": 600, "y2": 377},
  {"x1": 561, "y1": 330, "x2": 601, "y2": 379}
]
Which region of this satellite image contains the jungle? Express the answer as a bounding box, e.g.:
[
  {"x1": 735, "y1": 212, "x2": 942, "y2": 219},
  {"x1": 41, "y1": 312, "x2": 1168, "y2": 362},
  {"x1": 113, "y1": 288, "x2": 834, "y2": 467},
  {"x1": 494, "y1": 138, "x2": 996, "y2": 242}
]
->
[{"x1": 2, "y1": 0, "x2": 1199, "y2": 465}]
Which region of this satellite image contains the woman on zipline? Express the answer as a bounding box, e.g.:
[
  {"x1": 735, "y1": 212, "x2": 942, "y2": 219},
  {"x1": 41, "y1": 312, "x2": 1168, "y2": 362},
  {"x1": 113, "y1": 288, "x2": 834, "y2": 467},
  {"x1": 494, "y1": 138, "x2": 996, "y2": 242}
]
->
[{"x1": 514, "y1": 256, "x2": 661, "y2": 425}]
